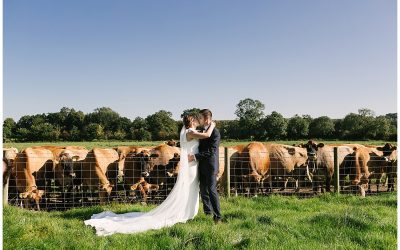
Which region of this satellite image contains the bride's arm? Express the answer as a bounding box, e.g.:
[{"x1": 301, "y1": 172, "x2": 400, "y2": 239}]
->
[{"x1": 186, "y1": 122, "x2": 216, "y2": 140}]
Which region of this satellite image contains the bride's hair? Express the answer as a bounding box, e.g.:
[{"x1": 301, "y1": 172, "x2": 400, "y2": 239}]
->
[{"x1": 183, "y1": 114, "x2": 199, "y2": 129}]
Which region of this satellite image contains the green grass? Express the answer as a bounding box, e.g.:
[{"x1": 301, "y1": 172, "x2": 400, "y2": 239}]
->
[
  {"x1": 4, "y1": 140, "x2": 395, "y2": 151},
  {"x1": 3, "y1": 193, "x2": 397, "y2": 250}
]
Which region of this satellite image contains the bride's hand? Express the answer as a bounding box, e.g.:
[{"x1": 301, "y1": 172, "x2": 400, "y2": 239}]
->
[{"x1": 210, "y1": 121, "x2": 216, "y2": 129}]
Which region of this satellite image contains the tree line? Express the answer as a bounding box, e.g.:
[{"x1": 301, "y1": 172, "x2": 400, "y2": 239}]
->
[{"x1": 3, "y1": 99, "x2": 397, "y2": 142}]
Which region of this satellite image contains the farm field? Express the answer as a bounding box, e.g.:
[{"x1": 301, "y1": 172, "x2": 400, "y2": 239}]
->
[
  {"x1": 3, "y1": 193, "x2": 396, "y2": 250},
  {"x1": 3, "y1": 140, "x2": 396, "y2": 151}
]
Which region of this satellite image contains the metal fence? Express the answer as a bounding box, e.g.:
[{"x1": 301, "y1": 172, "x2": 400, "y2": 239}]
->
[
  {"x1": 225, "y1": 146, "x2": 397, "y2": 198},
  {"x1": 3, "y1": 146, "x2": 397, "y2": 211}
]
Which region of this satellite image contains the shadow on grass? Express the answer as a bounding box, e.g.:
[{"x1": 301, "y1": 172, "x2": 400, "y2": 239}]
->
[{"x1": 309, "y1": 213, "x2": 371, "y2": 231}]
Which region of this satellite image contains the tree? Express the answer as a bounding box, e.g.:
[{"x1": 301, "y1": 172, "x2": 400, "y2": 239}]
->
[
  {"x1": 287, "y1": 115, "x2": 310, "y2": 139},
  {"x1": 262, "y1": 111, "x2": 287, "y2": 140},
  {"x1": 181, "y1": 108, "x2": 200, "y2": 118},
  {"x1": 145, "y1": 110, "x2": 178, "y2": 140},
  {"x1": 85, "y1": 107, "x2": 120, "y2": 130},
  {"x1": 84, "y1": 123, "x2": 105, "y2": 141},
  {"x1": 130, "y1": 117, "x2": 151, "y2": 140},
  {"x1": 369, "y1": 116, "x2": 391, "y2": 140},
  {"x1": 30, "y1": 122, "x2": 60, "y2": 141},
  {"x1": 3, "y1": 118, "x2": 16, "y2": 141},
  {"x1": 235, "y1": 98, "x2": 265, "y2": 122},
  {"x1": 235, "y1": 98, "x2": 265, "y2": 139},
  {"x1": 358, "y1": 108, "x2": 375, "y2": 117},
  {"x1": 385, "y1": 113, "x2": 397, "y2": 127},
  {"x1": 308, "y1": 116, "x2": 335, "y2": 139},
  {"x1": 341, "y1": 113, "x2": 365, "y2": 139}
]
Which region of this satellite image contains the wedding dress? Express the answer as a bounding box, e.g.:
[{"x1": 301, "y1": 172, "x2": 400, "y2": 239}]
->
[{"x1": 84, "y1": 127, "x2": 200, "y2": 236}]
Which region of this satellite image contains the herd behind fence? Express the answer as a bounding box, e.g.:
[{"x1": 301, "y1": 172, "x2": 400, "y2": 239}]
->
[{"x1": 3, "y1": 143, "x2": 397, "y2": 211}]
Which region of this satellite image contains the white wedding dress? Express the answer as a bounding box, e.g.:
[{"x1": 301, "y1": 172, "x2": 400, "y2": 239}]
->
[{"x1": 84, "y1": 127, "x2": 200, "y2": 236}]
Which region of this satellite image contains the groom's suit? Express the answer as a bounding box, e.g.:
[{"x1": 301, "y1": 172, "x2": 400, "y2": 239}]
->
[{"x1": 195, "y1": 126, "x2": 221, "y2": 220}]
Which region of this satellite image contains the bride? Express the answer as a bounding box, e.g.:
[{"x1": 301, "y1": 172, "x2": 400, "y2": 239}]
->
[{"x1": 84, "y1": 114, "x2": 216, "y2": 236}]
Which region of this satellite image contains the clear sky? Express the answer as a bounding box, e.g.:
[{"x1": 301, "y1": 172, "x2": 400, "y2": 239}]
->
[{"x1": 4, "y1": 0, "x2": 396, "y2": 121}]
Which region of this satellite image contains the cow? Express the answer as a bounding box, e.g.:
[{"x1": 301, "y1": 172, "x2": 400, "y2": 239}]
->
[
  {"x1": 266, "y1": 144, "x2": 310, "y2": 192},
  {"x1": 165, "y1": 140, "x2": 180, "y2": 147},
  {"x1": 375, "y1": 143, "x2": 397, "y2": 192},
  {"x1": 142, "y1": 145, "x2": 181, "y2": 196},
  {"x1": 230, "y1": 142, "x2": 270, "y2": 196},
  {"x1": 3, "y1": 147, "x2": 18, "y2": 187},
  {"x1": 14, "y1": 147, "x2": 54, "y2": 210},
  {"x1": 32, "y1": 146, "x2": 89, "y2": 185},
  {"x1": 31, "y1": 146, "x2": 89, "y2": 206},
  {"x1": 123, "y1": 147, "x2": 162, "y2": 202},
  {"x1": 340, "y1": 145, "x2": 388, "y2": 196},
  {"x1": 112, "y1": 146, "x2": 143, "y2": 193},
  {"x1": 3, "y1": 148, "x2": 18, "y2": 203},
  {"x1": 80, "y1": 148, "x2": 118, "y2": 204},
  {"x1": 298, "y1": 141, "x2": 354, "y2": 193},
  {"x1": 226, "y1": 145, "x2": 245, "y2": 195}
]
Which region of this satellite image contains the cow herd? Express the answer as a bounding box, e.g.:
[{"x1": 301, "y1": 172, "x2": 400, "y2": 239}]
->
[
  {"x1": 229, "y1": 141, "x2": 397, "y2": 197},
  {"x1": 2, "y1": 141, "x2": 397, "y2": 210}
]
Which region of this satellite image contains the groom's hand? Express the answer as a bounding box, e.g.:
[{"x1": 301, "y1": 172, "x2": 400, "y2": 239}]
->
[{"x1": 188, "y1": 154, "x2": 195, "y2": 162}]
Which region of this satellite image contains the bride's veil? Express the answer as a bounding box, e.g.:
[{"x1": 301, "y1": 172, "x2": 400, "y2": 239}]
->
[{"x1": 179, "y1": 126, "x2": 189, "y2": 176}]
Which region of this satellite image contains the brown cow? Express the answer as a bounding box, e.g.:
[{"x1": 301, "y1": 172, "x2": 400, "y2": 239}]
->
[
  {"x1": 375, "y1": 143, "x2": 397, "y2": 192},
  {"x1": 3, "y1": 147, "x2": 18, "y2": 186},
  {"x1": 143, "y1": 145, "x2": 181, "y2": 194},
  {"x1": 266, "y1": 144, "x2": 309, "y2": 192},
  {"x1": 32, "y1": 146, "x2": 89, "y2": 186},
  {"x1": 123, "y1": 148, "x2": 161, "y2": 202},
  {"x1": 298, "y1": 142, "x2": 354, "y2": 193},
  {"x1": 341, "y1": 145, "x2": 387, "y2": 196},
  {"x1": 14, "y1": 147, "x2": 54, "y2": 210},
  {"x1": 165, "y1": 140, "x2": 179, "y2": 147},
  {"x1": 80, "y1": 148, "x2": 118, "y2": 204},
  {"x1": 231, "y1": 142, "x2": 270, "y2": 196}
]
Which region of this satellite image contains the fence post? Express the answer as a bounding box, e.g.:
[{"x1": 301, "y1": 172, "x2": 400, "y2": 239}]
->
[
  {"x1": 3, "y1": 171, "x2": 10, "y2": 206},
  {"x1": 224, "y1": 147, "x2": 231, "y2": 197},
  {"x1": 333, "y1": 147, "x2": 340, "y2": 194}
]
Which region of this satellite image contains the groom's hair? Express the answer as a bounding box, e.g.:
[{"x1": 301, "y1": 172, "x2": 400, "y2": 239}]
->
[{"x1": 200, "y1": 109, "x2": 212, "y2": 119}]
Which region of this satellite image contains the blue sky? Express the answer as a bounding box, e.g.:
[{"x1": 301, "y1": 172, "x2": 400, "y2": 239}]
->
[{"x1": 4, "y1": 0, "x2": 396, "y2": 121}]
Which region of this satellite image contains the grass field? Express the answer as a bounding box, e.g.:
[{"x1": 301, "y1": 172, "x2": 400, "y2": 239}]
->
[
  {"x1": 3, "y1": 140, "x2": 396, "y2": 151},
  {"x1": 3, "y1": 193, "x2": 397, "y2": 250}
]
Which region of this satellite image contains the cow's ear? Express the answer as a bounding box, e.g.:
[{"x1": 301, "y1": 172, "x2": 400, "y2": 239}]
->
[
  {"x1": 150, "y1": 153, "x2": 159, "y2": 158},
  {"x1": 317, "y1": 143, "x2": 324, "y2": 148}
]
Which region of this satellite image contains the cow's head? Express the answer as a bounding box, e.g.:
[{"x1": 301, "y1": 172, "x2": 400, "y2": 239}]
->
[
  {"x1": 377, "y1": 143, "x2": 397, "y2": 162},
  {"x1": 298, "y1": 141, "x2": 324, "y2": 160},
  {"x1": 100, "y1": 182, "x2": 114, "y2": 195},
  {"x1": 19, "y1": 189, "x2": 45, "y2": 203},
  {"x1": 165, "y1": 140, "x2": 178, "y2": 147},
  {"x1": 242, "y1": 172, "x2": 263, "y2": 183},
  {"x1": 166, "y1": 153, "x2": 180, "y2": 177},
  {"x1": 58, "y1": 152, "x2": 79, "y2": 177},
  {"x1": 133, "y1": 150, "x2": 160, "y2": 177},
  {"x1": 3, "y1": 148, "x2": 18, "y2": 168}
]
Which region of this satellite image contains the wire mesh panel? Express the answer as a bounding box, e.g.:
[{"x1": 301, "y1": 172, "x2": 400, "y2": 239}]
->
[
  {"x1": 227, "y1": 143, "x2": 397, "y2": 198},
  {"x1": 3, "y1": 143, "x2": 397, "y2": 211}
]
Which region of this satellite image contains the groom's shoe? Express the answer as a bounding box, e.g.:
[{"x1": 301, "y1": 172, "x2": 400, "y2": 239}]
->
[{"x1": 213, "y1": 217, "x2": 222, "y2": 224}]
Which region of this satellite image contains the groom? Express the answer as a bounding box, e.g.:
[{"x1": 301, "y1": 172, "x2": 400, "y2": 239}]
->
[{"x1": 188, "y1": 109, "x2": 222, "y2": 224}]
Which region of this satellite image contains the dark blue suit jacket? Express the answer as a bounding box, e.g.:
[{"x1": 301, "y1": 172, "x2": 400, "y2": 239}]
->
[{"x1": 195, "y1": 127, "x2": 221, "y2": 175}]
